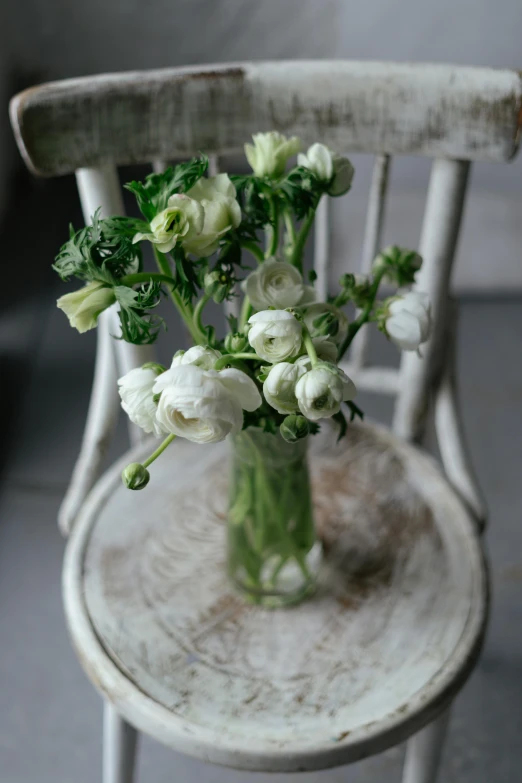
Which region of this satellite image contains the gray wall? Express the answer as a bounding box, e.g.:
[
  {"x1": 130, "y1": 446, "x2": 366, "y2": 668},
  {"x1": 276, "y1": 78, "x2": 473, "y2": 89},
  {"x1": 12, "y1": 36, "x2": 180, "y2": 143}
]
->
[{"x1": 3, "y1": 0, "x2": 522, "y2": 288}]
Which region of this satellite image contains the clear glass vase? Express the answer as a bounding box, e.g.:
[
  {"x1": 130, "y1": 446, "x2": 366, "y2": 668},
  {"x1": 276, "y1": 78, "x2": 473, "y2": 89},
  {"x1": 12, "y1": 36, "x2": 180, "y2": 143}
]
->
[{"x1": 227, "y1": 428, "x2": 321, "y2": 607}]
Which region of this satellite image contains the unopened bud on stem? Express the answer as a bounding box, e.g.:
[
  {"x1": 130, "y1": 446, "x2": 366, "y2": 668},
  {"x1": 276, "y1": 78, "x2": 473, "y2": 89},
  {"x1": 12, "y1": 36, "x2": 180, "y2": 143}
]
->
[{"x1": 122, "y1": 462, "x2": 150, "y2": 490}]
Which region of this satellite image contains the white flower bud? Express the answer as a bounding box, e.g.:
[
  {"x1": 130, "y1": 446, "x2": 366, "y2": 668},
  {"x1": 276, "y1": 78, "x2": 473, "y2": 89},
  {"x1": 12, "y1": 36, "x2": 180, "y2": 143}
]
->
[
  {"x1": 184, "y1": 174, "x2": 241, "y2": 257},
  {"x1": 241, "y1": 260, "x2": 315, "y2": 311},
  {"x1": 118, "y1": 365, "x2": 168, "y2": 437},
  {"x1": 298, "y1": 143, "x2": 354, "y2": 196},
  {"x1": 245, "y1": 132, "x2": 301, "y2": 178},
  {"x1": 385, "y1": 291, "x2": 431, "y2": 351},
  {"x1": 295, "y1": 362, "x2": 356, "y2": 421},
  {"x1": 297, "y1": 143, "x2": 334, "y2": 182},
  {"x1": 263, "y1": 361, "x2": 307, "y2": 415},
  {"x1": 247, "y1": 310, "x2": 303, "y2": 363},
  {"x1": 57, "y1": 282, "x2": 116, "y2": 333}
]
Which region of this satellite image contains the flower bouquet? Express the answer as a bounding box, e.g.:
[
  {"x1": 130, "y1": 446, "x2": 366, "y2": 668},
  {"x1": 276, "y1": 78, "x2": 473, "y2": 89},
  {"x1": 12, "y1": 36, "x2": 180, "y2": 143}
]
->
[{"x1": 55, "y1": 132, "x2": 430, "y2": 606}]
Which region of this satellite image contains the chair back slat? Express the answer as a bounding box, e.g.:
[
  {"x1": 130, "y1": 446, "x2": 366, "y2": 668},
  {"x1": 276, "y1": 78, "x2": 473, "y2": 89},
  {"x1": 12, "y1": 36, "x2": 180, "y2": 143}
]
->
[
  {"x1": 152, "y1": 159, "x2": 168, "y2": 173},
  {"x1": 392, "y1": 158, "x2": 471, "y2": 441},
  {"x1": 350, "y1": 154, "x2": 392, "y2": 371},
  {"x1": 313, "y1": 197, "x2": 330, "y2": 301},
  {"x1": 76, "y1": 165, "x2": 155, "y2": 445},
  {"x1": 11, "y1": 62, "x2": 522, "y2": 176}
]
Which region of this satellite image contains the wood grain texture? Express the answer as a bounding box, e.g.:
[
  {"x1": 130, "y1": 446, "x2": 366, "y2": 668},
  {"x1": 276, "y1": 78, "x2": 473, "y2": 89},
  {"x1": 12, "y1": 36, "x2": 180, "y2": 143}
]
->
[
  {"x1": 64, "y1": 421, "x2": 487, "y2": 772},
  {"x1": 10, "y1": 61, "x2": 522, "y2": 176}
]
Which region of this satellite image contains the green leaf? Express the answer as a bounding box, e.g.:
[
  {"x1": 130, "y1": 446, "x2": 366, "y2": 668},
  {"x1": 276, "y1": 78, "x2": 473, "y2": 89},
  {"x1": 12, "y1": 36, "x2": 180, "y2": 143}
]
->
[
  {"x1": 53, "y1": 211, "x2": 145, "y2": 284},
  {"x1": 278, "y1": 166, "x2": 322, "y2": 220},
  {"x1": 171, "y1": 246, "x2": 199, "y2": 303},
  {"x1": 124, "y1": 156, "x2": 209, "y2": 221},
  {"x1": 346, "y1": 400, "x2": 364, "y2": 422},
  {"x1": 332, "y1": 409, "x2": 348, "y2": 442},
  {"x1": 226, "y1": 313, "x2": 239, "y2": 333},
  {"x1": 114, "y1": 281, "x2": 165, "y2": 345}
]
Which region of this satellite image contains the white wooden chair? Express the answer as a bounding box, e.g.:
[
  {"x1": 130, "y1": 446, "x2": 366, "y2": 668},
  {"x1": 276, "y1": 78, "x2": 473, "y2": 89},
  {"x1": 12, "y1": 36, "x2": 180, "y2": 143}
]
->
[{"x1": 10, "y1": 61, "x2": 522, "y2": 783}]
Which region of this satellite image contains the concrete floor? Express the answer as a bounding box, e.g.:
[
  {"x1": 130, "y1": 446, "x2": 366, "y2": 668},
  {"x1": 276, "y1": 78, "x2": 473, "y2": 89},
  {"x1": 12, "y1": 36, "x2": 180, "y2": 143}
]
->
[{"x1": 0, "y1": 173, "x2": 521, "y2": 782}]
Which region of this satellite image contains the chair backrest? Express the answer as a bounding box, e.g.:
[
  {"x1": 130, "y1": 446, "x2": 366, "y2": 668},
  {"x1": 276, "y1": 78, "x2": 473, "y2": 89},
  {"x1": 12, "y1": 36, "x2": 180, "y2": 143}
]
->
[{"x1": 10, "y1": 60, "x2": 522, "y2": 448}]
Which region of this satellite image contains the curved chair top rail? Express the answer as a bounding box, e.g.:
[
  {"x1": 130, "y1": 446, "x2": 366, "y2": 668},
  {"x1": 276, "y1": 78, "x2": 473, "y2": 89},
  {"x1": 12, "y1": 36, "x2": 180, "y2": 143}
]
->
[{"x1": 10, "y1": 60, "x2": 522, "y2": 176}]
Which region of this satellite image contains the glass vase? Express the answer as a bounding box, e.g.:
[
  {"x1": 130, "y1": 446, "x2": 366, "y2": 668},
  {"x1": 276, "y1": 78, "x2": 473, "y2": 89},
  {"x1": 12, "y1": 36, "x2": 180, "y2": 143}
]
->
[{"x1": 227, "y1": 428, "x2": 321, "y2": 607}]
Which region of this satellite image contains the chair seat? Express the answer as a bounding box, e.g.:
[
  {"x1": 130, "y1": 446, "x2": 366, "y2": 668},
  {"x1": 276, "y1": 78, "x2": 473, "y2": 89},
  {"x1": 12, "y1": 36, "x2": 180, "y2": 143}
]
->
[{"x1": 64, "y1": 421, "x2": 487, "y2": 773}]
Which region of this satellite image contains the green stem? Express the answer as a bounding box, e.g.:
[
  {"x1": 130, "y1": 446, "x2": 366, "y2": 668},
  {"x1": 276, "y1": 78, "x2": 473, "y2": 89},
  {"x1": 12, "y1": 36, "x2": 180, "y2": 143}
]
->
[
  {"x1": 266, "y1": 196, "x2": 279, "y2": 259},
  {"x1": 338, "y1": 268, "x2": 386, "y2": 359},
  {"x1": 302, "y1": 325, "x2": 319, "y2": 367},
  {"x1": 193, "y1": 293, "x2": 211, "y2": 336},
  {"x1": 239, "y1": 295, "x2": 253, "y2": 331},
  {"x1": 152, "y1": 247, "x2": 204, "y2": 344},
  {"x1": 214, "y1": 352, "x2": 262, "y2": 371},
  {"x1": 240, "y1": 240, "x2": 265, "y2": 263},
  {"x1": 290, "y1": 199, "x2": 319, "y2": 272},
  {"x1": 120, "y1": 272, "x2": 175, "y2": 287},
  {"x1": 284, "y1": 209, "x2": 297, "y2": 245},
  {"x1": 142, "y1": 434, "x2": 176, "y2": 469}
]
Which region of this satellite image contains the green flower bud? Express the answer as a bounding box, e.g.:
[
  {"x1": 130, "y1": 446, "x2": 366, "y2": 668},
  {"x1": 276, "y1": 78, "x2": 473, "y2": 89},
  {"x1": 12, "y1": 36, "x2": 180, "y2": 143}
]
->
[
  {"x1": 280, "y1": 414, "x2": 310, "y2": 443},
  {"x1": 312, "y1": 310, "x2": 339, "y2": 338},
  {"x1": 224, "y1": 332, "x2": 248, "y2": 353},
  {"x1": 327, "y1": 155, "x2": 355, "y2": 197},
  {"x1": 204, "y1": 270, "x2": 230, "y2": 304},
  {"x1": 122, "y1": 462, "x2": 150, "y2": 491},
  {"x1": 373, "y1": 246, "x2": 422, "y2": 286}
]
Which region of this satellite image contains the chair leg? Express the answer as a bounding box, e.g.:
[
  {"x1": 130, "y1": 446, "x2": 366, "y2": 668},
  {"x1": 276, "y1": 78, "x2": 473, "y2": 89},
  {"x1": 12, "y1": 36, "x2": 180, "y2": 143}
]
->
[
  {"x1": 103, "y1": 702, "x2": 139, "y2": 783},
  {"x1": 402, "y1": 710, "x2": 450, "y2": 783}
]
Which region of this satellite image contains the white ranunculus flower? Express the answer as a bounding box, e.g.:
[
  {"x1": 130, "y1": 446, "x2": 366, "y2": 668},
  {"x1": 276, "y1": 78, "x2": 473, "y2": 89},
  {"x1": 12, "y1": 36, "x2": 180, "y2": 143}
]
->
[
  {"x1": 245, "y1": 131, "x2": 301, "y2": 178},
  {"x1": 57, "y1": 282, "x2": 116, "y2": 333},
  {"x1": 295, "y1": 362, "x2": 356, "y2": 421},
  {"x1": 247, "y1": 310, "x2": 303, "y2": 363},
  {"x1": 298, "y1": 143, "x2": 354, "y2": 197},
  {"x1": 132, "y1": 194, "x2": 204, "y2": 253},
  {"x1": 298, "y1": 143, "x2": 334, "y2": 182},
  {"x1": 386, "y1": 291, "x2": 431, "y2": 351},
  {"x1": 241, "y1": 260, "x2": 313, "y2": 311},
  {"x1": 154, "y1": 364, "x2": 261, "y2": 444},
  {"x1": 118, "y1": 366, "x2": 167, "y2": 437},
  {"x1": 154, "y1": 346, "x2": 223, "y2": 393},
  {"x1": 263, "y1": 361, "x2": 307, "y2": 415},
  {"x1": 184, "y1": 174, "x2": 242, "y2": 257},
  {"x1": 302, "y1": 302, "x2": 349, "y2": 347}
]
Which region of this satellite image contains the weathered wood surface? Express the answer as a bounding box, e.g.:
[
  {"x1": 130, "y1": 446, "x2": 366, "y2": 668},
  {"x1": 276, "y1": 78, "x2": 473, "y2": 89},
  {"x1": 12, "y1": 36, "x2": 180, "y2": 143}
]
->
[
  {"x1": 64, "y1": 421, "x2": 487, "y2": 772},
  {"x1": 10, "y1": 61, "x2": 522, "y2": 176}
]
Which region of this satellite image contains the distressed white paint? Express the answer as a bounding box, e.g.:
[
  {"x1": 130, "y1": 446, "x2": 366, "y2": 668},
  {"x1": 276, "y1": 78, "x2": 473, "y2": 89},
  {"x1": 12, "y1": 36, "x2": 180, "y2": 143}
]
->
[
  {"x1": 63, "y1": 422, "x2": 487, "y2": 774},
  {"x1": 350, "y1": 153, "x2": 391, "y2": 370},
  {"x1": 393, "y1": 159, "x2": 470, "y2": 442},
  {"x1": 9, "y1": 62, "x2": 522, "y2": 176},
  {"x1": 58, "y1": 308, "x2": 119, "y2": 536},
  {"x1": 313, "y1": 196, "x2": 330, "y2": 301},
  {"x1": 434, "y1": 306, "x2": 487, "y2": 530}
]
